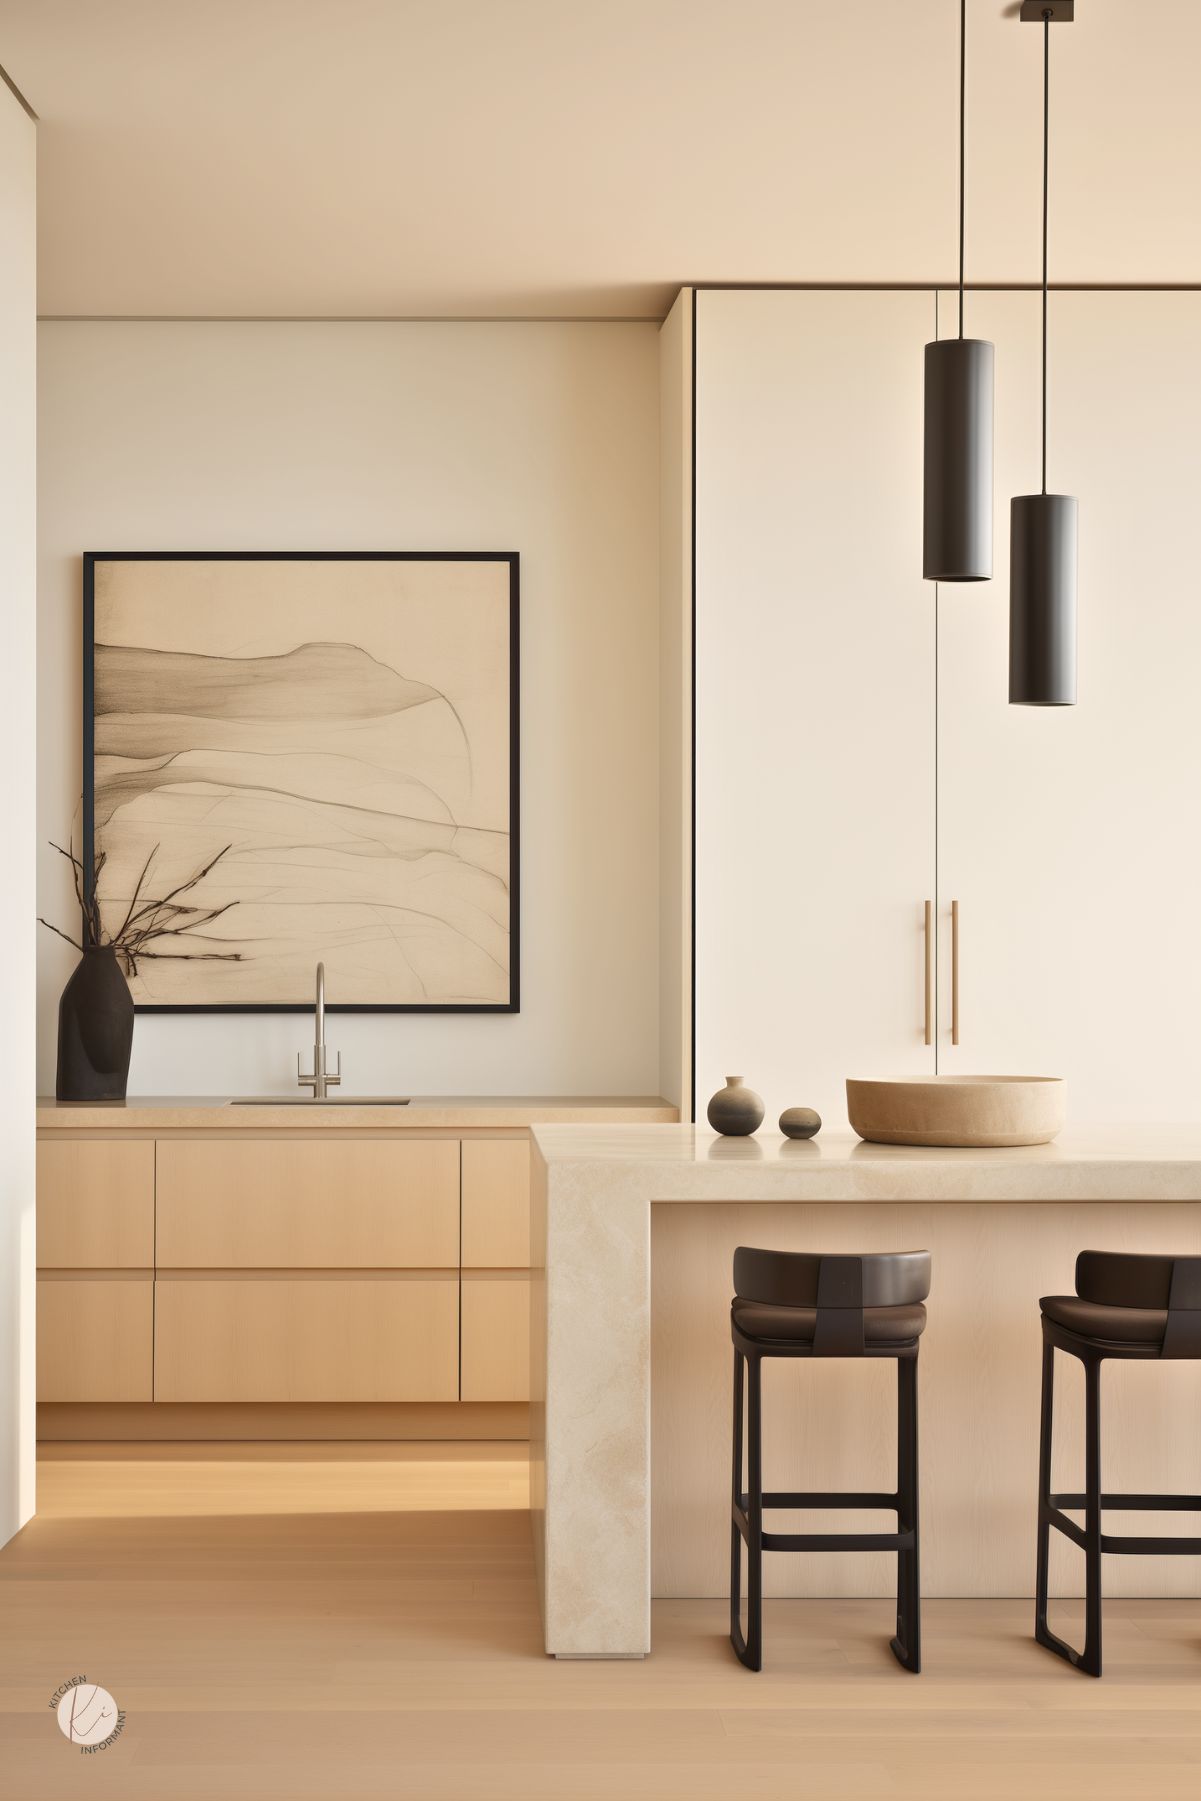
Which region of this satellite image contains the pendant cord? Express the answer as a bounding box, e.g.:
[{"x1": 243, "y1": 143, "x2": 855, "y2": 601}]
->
[
  {"x1": 1041, "y1": 9, "x2": 1050, "y2": 494},
  {"x1": 958, "y1": 0, "x2": 966, "y2": 339}
]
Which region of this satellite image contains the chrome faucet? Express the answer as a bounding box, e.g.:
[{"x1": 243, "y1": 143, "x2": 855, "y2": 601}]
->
[{"x1": 298, "y1": 961, "x2": 341, "y2": 1099}]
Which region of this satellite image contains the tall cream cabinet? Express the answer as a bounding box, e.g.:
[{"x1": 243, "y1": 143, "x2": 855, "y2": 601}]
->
[
  {"x1": 936, "y1": 291, "x2": 1201, "y2": 1122},
  {"x1": 684, "y1": 286, "x2": 1201, "y2": 1130},
  {"x1": 691, "y1": 288, "x2": 938, "y2": 1131}
]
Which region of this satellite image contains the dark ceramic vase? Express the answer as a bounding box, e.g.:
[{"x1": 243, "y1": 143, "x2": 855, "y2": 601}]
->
[
  {"x1": 56, "y1": 946, "x2": 135, "y2": 1101},
  {"x1": 706, "y1": 1075, "x2": 764, "y2": 1137}
]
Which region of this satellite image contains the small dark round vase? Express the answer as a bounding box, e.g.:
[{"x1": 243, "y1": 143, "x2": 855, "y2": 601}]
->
[
  {"x1": 706, "y1": 1076, "x2": 764, "y2": 1137},
  {"x1": 56, "y1": 946, "x2": 135, "y2": 1102},
  {"x1": 780, "y1": 1106, "x2": 822, "y2": 1140}
]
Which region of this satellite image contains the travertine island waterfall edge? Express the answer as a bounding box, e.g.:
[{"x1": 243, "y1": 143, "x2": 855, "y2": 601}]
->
[{"x1": 530, "y1": 1123, "x2": 1201, "y2": 1657}]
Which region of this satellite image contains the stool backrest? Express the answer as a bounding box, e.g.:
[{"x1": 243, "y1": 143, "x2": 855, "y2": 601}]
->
[
  {"x1": 733, "y1": 1247, "x2": 931, "y2": 1309},
  {"x1": 1076, "y1": 1250, "x2": 1201, "y2": 1358},
  {"x1": 733, "y1": 1247, "x2": 930, "y2": 1356}
]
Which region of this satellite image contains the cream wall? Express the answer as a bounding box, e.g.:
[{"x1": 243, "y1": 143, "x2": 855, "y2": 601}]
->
[
  {"x1": 37, "y1": 321, "x2": 660, "y2": 1098},
  {"x1": 0, "y1": 83, "x2": 36, "y2": 1545}
]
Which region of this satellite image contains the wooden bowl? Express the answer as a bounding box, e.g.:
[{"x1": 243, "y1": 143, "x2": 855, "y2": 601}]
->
[{"x1": 846, "y1": 1075, "x2": 1065, "y2": 1148}]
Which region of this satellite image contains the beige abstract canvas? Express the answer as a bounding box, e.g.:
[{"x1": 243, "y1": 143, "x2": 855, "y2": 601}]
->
[{"x1": 86, "y1": 555, "x2": 517, "y2": 1008}]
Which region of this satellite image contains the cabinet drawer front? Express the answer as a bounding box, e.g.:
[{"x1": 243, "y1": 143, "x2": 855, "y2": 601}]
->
[
  {"x1": 37, "y1": 1276, "x2": 153, "y2": 1401},
  {"x1": 156, "y1": 1140, "x2": 459, "y2": 1268},
  {"x1": 461, "y1": 1273, "x2": 530, "y2": 1402},
  {"x1": 37, "y1": 1140, "x2": 154, "y2": 1269},
  {"x1": 154, "y1": 1277, "x2": 459, "y2": 1402},
  {"x1": 461, "y1": 1139, "x2": 531, "y2": 1268}
]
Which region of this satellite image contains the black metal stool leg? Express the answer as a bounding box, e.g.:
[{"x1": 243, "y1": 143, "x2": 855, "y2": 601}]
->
[
  {"x1": 1034, "y1": 1334, "x2": 1054, "y2": 1646},
  {"x1": 1081, "y1": 1354, "x2": 1103, "y2": 1676},
  {"x1": 743, "y1": 1351, "x2": 764, "y2": 1670},
  {"x1": 890, "y1": 1353, "x2": 921, "y2": 1672},
  {"x1": 1034, "y1": 1336, "x2": 1104, "y2": 1677},
  {"x1": 730, "y1": 1348, "x2": 747, "y2": 1662}
]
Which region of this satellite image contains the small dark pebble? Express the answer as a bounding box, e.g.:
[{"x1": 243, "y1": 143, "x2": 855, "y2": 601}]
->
[{"x1": 779, "y1": 1107, "x2": 821, "y2": 1140}]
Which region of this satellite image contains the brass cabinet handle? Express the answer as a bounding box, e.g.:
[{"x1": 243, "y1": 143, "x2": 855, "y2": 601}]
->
[
  {"x1": 951, "y1": 899, "x2": 960, "y2": 1047},
  {"x1": 924, "y1": 900, "x2": 933, "y2": 1046}
]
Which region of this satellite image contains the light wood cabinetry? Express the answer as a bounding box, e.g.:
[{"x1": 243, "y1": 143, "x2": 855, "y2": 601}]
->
[
  {"x1": 461, "y1": 1273, "x2": 531, "y2": 1402},
  {"x1": 461, "y1": 1141, "x2": 533, "y2": 1400},
  {"x1": 37, "y1": 1275, "x2": 152, "y2": 1402},
  {"x1": 461, "y1": 1139, "x2": 530, "y2": 1267},
  {"x1": 156, "y1": 1139, "x2": 459, "y2": 1268},
  {"x1": 155, "y1": 1275, "x2": 459, "y2": 1402},
  {"x1": 36, "y1": 1139, "x2": 155, "y2": 1402},
  {"x1": 35, "y1": 1122, "x2": 564, "y2": 1415},
  {"x1": 36, "y1": 1139, "x2": 154, "y2": 1268}
]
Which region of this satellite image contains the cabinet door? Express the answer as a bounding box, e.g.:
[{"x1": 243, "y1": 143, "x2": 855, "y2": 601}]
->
[
  {"x1": 938, "y1": 292, "x2": 1201, "y2": 1122},
  {"x1": 37, "y1": 1275, "x2": 153, "y2": 1401},
  {"x1": 154, "y1": 1276, "x2": 459, "y2": 1401},
  {"x1": 694, "y1": 290, "x2": 936, "y2": 1129},
  {"x1": 461, "y1": 1139, "x2": 530, "y2": 1268},
  {"x1": 37, "y1": 1140, "x2": 154, "y2": 1268},
  {"x1": 156, "y1": 1139, "x2": 459, "y2": 1267},
  {"x1": 461, "y1": 1273, "x2": 530, "y2": 1402}
]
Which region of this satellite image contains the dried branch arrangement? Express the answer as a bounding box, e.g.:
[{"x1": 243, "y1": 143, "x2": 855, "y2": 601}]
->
[{"x1": 38, "y1": 841, "x2": 242, "y2": 978}]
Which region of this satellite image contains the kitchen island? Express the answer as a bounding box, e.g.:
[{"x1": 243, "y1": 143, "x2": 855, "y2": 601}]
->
[{"x1": 530, "y1": 1125, "x2": 1201, "y2": 1656}]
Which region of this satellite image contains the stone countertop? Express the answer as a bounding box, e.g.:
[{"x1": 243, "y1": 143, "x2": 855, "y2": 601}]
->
[
  {"x1": 529, "y1": 1123, "x2": 1201, "y2": 1202},
  {"x1": 36, "y1": 1096, "x2": 678, "y2": 1132}
]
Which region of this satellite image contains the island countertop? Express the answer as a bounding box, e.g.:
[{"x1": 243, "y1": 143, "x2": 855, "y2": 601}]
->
[{"x1": 529, "y1": 1122, "x2": 1201, "y2": 1202}]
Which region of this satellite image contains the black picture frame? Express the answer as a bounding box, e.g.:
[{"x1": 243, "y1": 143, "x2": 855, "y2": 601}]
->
[{"x1": 83, "y1": 550, "x2": 520, "y2": 1015}]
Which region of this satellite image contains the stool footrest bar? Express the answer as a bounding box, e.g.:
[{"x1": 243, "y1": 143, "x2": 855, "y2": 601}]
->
[
  {"x1": 732, "y1": 1503, "x2": 912, "y2": 1554},
  {"x1": 1100, "y1": 1533, "x2": 1201, "y2": 1556},
  {"x1": 746, "y1": 1491, "x2": 901, "y2": 1512},
  {"x1": 1050, "y1": 1492, "x2": 1201, "y2": 1514},
  {"x1": 1043, "y1": 1502, "x2": 1201, "y2": 1557},
  {"x1": 762, "y1": 1528, "x2": 915, "y2": 1553}
]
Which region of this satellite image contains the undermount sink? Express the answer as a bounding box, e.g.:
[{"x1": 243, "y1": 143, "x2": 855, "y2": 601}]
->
[
  {"x1": 228, "y1": 1096, "x2": 411, "y2": 1107},
  {"x1": 846, "y1": 1075, "x2": 1064, "y2": 1148}
]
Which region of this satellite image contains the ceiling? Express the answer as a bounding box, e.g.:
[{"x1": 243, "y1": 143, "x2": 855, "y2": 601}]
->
[{"x1": 1, "y1": 0, "x2": 1197, "y2": 319}]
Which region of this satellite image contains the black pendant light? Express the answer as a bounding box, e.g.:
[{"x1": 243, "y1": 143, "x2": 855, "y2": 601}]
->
[
  {"x1": 924, "y1": 0, "x2": 994, "y2": 583},
  {"x1": 1010, "y1": 2, "x2": 1077, "y2": 707}
]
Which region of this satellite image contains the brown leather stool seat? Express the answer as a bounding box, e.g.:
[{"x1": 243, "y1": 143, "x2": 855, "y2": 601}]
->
[
  {"x1": 733, "y1": 1298, "x2": 927, "y2": 1347},
  {"x1": 1034, "y1": 1249, "x2": 1201, "y2": 1679},
  {"x1": 1039, "y1": 1295, "x2": 1167, "y2": 1347},
  {"x1": 729, "y1": 1246, "x2": 931, "y2": 1676}
]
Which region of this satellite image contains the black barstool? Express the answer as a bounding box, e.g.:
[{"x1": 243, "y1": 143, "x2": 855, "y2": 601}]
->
[
  {"x1": 729, "y1": 1246, "x2": 932, "y2": 1673},
  {"x1": 1036, "y1": 1249, "x2": 1201, "y2": 1677}
]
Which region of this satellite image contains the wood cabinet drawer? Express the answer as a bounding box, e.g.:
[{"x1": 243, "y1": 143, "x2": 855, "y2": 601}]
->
[
  {"x1": 461, "y1": 1273, "x2": 530, "y2": 1402},
  {"x1": 37, "y1": 1275, "x2": 153, "y2": 1401},
  {"x1": 461, "y1": 1139, "x2": 530, "y2": 1268},
  {"x1": 154, "y1": 1276, "x2": 459, "y2": 1401},
  {"x1": 156, "y1": 1139, "x2": 459, "y2": 1268},
  {"x1": 37, "y1": 1140, "x2": 154, "y2": 1269}
]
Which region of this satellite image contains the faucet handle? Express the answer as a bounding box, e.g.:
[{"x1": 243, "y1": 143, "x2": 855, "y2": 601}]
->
[
  {"x1": 326, "y1": 1051, "x2": 341, "y2": 1089},
  {"x1": 297, "y1": 1051, "x2": 317, "y2": 1093}
]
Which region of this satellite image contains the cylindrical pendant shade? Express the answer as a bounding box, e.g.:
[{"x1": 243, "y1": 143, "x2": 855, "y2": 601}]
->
[
  {"x1": 1009, "y1": 493, "x2": 1077, "y2": 706},
  {"x1": 923, "y1": 337, "x2": 994, "y2": 582}
]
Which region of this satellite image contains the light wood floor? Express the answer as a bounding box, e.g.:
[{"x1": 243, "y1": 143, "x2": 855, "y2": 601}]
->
[{"x1": 1, "y1": 1445, "x2": 1199, "y2": 1801}]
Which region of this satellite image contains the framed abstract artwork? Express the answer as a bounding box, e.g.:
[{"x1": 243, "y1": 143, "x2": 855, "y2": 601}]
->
[{"x1": 83, "y1": 552, "x2": 519, "y2": 1011}]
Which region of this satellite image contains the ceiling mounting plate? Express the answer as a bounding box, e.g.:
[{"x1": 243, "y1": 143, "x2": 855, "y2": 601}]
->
[{"x1": 1020, "y1": 2, "x2": 1074, "y2": 20}]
